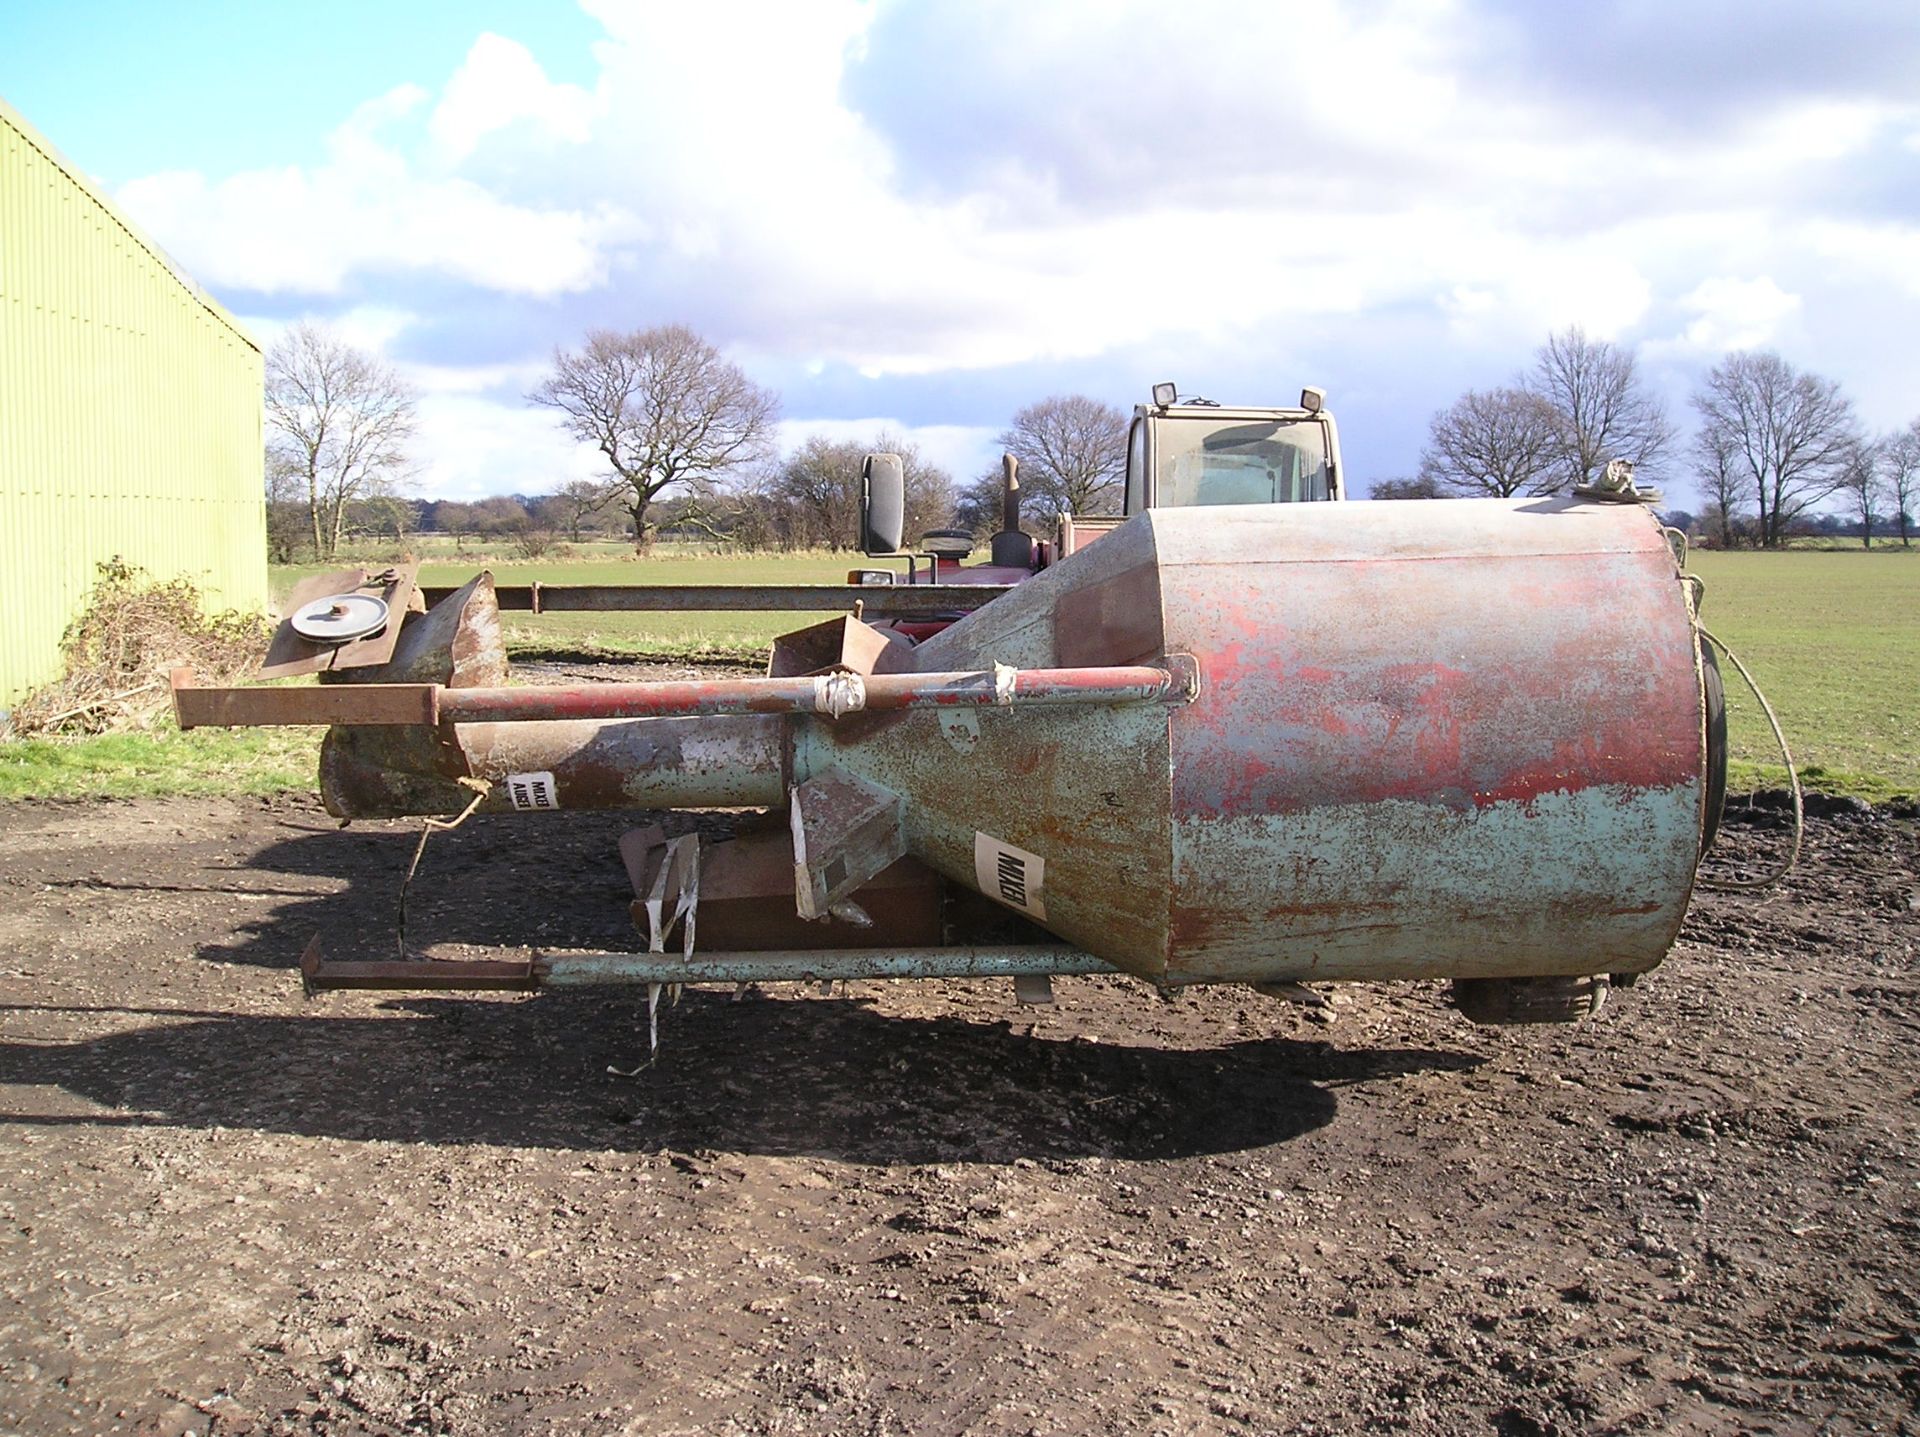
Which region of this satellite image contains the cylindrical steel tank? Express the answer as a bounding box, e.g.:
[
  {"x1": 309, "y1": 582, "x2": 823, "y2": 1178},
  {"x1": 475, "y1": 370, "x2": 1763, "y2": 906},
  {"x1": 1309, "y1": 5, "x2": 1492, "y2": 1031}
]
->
[
  {"x1": 814, "y1": 497, "x2": 1705, "y2": 985},
  {"x1": 323, "y1": 498, "x2": 1707, "y2": 989}
]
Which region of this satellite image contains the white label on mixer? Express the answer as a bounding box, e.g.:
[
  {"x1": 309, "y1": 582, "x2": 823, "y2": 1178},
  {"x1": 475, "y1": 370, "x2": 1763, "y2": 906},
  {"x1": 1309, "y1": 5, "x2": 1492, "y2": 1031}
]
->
[
  {"x1": 975, "y1": 832, "x2": 1046, "y2": 921},
  {"x1": 506, "y1": 771, "x2": 560, "y2": 811}
]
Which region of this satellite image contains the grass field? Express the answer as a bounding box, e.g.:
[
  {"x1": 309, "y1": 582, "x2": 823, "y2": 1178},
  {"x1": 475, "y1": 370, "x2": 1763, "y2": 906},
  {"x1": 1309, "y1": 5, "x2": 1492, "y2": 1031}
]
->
[
  {"x1": 1686, "y1": 548, "x2": 1917, "y2": 800},
  {"x1": 4, "y1": 541, "x2": 1915, "y2": 802},
  {"x1": 0, "y1": 725, "x2": 319, "y2": 801}
]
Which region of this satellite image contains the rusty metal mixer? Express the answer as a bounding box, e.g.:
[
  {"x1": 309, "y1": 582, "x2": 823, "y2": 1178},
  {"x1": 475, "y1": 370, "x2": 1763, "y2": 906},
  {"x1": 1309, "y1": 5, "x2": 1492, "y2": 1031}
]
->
[{"x1": 174, "y1": 495, "x2": 1727, "y2": 1028}]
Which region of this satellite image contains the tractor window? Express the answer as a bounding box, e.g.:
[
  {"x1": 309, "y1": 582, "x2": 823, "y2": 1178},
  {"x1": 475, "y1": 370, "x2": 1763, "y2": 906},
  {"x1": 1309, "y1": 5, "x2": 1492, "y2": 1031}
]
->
[{"x1": 1156, "y1": 419, "x2": 1330, "y2": 507}]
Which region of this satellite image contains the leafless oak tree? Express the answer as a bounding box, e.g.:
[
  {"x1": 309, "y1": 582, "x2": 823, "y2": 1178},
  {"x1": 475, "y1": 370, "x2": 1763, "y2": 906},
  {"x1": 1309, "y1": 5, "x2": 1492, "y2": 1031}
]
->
[
  {"x1": 1692, "y1": 423, "x2": 1751, "y2": 549},
  {"x1": 535, "y1": 478, "x2": 618, "y2": 543},
  {"x1": 1880, "y1": 419, "x2": 1920, "y2": 548},
  {"x1": 1417, "y1": 387, "x2": 1562, "y2": 497},
  {"x1": 1840, "y1": 442, "x2": 1889, "y2": 548},
  {"x1": 1529, "y1": 327, "x2": 1675, "y2": 489},
  {"x1": 1691, "y1": 351, "x2": 1861, "y2": 549},
  {"x1": 265, "y1": 322, "x2": 417, "y2": 559},
  {"x1": 751, "y1": 434, "x2": 955, "y2": 550},
  {"x1": 529, "y1": 325, "x2": 779, "y2": 549},
  {"x1": 996, "y1": 395, "x2": 1128, "y2": 518}
]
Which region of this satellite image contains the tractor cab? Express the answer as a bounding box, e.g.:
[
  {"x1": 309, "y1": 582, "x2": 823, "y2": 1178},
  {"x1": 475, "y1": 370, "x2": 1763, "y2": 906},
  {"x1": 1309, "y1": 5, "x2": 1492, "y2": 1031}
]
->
[
  {"x1": 1126, "y1": 383, "x2": 1344, "y2": 513},
  {"x1": 856, "y1": 383, "x2": 1345, "y2": 595}
]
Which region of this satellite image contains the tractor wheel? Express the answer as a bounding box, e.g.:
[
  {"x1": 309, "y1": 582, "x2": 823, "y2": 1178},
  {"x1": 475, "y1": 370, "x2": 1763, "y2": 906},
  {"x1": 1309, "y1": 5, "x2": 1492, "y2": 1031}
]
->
[{"x1": 1451, "y1": 974, "x2": 1610, "y2": 1026}]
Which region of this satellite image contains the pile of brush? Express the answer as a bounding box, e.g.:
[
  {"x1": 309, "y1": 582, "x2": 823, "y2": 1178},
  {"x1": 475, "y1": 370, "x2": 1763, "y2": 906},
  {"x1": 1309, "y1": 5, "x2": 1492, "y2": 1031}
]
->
[{"x1": 10, "y1": 559, "x2": 270, "y2": 736}]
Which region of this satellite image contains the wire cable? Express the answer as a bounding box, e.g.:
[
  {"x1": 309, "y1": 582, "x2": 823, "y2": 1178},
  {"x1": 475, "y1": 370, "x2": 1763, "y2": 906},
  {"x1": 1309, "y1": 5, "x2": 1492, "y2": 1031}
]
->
[{"x1": 1695, "y1": 626, "x2": 1802, "y2": 891}]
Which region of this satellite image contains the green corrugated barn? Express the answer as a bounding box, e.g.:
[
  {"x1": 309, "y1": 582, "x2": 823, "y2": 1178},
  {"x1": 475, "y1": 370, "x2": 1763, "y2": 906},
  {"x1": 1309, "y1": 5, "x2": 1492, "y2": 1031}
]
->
[{"x1": 0, "y1": 96, "x2": 265, "y2": 710}]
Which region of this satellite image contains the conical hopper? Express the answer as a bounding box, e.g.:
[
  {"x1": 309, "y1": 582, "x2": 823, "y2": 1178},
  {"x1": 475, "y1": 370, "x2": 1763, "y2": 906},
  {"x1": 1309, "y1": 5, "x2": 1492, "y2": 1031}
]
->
[{"x1": 812, "y1": 497, "x2": 1706, "y2": 985}]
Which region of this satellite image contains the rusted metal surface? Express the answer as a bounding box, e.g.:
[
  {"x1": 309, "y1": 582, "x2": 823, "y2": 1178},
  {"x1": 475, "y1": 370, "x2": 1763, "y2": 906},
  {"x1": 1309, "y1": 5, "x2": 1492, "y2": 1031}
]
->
[
  {"x1": 320, "y1": 714, "x2": 791, "y2": 818},
  {"x1": 325, "y1": 573, "x2": 505, "y2": 689},
  {"x1": 796, "y1": 703, "x2": 1179, "y2": 978},
  {"x1": 1153, "y1": 499, "x2": 1701, "y2": 984},
  {"x1": 183, "y1": 664, "x2": 1184, "y2": 730},
  {"x1": 766, "y1": 615, "x2": 910, "y2": 677},
  {"x1": 300, "y1": 496, "x2": 1708, "y2": 993},
  {"x1": 299, "y1": 937, "x2": 533, "y2": 993},
  {"x1": 175, "y1": 672, "x2": 439, "y2": 729},
  {"x1": 882, "y1": 497, "x2": 1702, "y2": 985},
  {"x1": 295, "y1": 935, "x2": 1111, "y2": 991},
  {"x1": 789, "y1": 769, "x2": 907, "y2": 918},
  {"x1": 259, "y1": 563, "x2": 419, "y2": 679},
  {"x1": 427, "y1": 666, "x2": 1180, "y2": 724},
  {"x1": 677, "y1": 837, "x2": 945, "y2": 951},
  {"x1": 424, "y1": 583, "x2": 1014, "y2": 615},
  {"x1": 537, "y1": 946, "x2": 1115, "y2": 987},
  {"x1": 1052, "y1": 559, "x2": 1164, "y2": 666}
]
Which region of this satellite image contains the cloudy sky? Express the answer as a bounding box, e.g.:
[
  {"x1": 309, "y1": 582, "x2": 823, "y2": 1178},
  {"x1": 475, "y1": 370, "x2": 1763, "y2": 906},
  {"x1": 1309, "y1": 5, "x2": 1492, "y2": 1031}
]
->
[{"x1": 6, "y1": 0, "x2": 1918, "y2": 504}]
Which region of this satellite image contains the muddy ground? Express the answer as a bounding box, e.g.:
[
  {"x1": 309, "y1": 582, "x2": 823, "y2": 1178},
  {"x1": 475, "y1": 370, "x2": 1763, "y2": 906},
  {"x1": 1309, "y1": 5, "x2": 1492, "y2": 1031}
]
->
[{"x1": 0, "y1": 792, "x2": 1914, "y2": 1436}]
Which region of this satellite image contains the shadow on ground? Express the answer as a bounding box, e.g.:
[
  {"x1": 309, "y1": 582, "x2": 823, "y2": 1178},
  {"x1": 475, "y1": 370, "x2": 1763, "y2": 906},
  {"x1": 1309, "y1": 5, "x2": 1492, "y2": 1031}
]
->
[{"x1": 0, "y1": 989, "x2": 1481, "y2": 1164}]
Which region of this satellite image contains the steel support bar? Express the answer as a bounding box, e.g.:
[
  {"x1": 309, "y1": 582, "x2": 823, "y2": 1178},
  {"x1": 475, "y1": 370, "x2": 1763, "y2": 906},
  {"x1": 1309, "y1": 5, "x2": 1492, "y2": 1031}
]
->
[
  {"x1": 181, "y1": 664, "x2": 1189, "y2": 729},
  {"x1": 298, "y1": 938, "x2": 1118, "y2": 993},
  {"x1": 422, "y1": 583, "x2": 1014, "y2": 616},
  {"x1": 299, "y1": 938, "x2": 533, "y2": 994},
  {"x1": 174, "y1": 672, "x2": 439, "y2": 729},
  {"x1": 424, "y1": 666, "x2": 1182, "y2": 724},
  {"x1": 539, "y1": 946, "x2": 1120, "y2": 986}
]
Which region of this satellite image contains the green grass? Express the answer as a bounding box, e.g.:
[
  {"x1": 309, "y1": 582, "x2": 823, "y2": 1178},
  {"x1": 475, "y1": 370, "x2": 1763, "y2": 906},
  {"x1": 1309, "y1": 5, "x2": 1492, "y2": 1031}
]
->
[
  {"x1": 0, "y1": 723, "x2": 321, "y2": 801},
  {"x1": 7, "y1": 542, "x2": 1916, "y2": 804},
  {"x1": 1689, "y1": 548, "x2": 1919, "y2": 801}
]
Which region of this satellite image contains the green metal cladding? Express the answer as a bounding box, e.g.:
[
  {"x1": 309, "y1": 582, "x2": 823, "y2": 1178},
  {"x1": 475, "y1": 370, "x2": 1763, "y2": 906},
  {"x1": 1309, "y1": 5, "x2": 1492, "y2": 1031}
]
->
[{"x1": 0, "y1": 96, "x2": 265, "y2": 709}]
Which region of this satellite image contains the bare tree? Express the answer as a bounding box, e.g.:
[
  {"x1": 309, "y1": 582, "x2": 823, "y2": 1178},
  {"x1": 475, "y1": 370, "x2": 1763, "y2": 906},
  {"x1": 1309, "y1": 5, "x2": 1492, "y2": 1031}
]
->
[
  {"x1": 753, "y1": 434, "x2": 955, "y2": 550},
  {"x1": 1528, "y1": 327, "x2": 1675, "y2": 490},
  {"x1": 757, "y1": 436, "x2": 864, "y2": 550},
  {"x1": 265, "y1": 323, "x2": 417, "y2": 559},
  {"x1": 535, "y1": 478, "x2": 617, "y2": 543},
  {"x1": 529, "y1": 325, "x2": 779, "y2": 550},
  {"x1": 1840, "y1": 441, "x2": 1889, "y2": 548},
  {"x1": 1691, "y1": 351, "x2": 1861, "y2": 549},
  {"x1": 1881, "y1": 419, "x2": 1920, "y2": 548},
  {"x1": 996, "y1": 395, "x2": 1128, "y2": 519},
  {"x1": 1417, "y1": 388, "x2": 1562, "y2": 497},
  {"x1": 1368, "y1": 475, "x2": 1446, "y2": 500},
  {"x1": 1693, "y1": 422, "x2": 1750, "y2": 549}
]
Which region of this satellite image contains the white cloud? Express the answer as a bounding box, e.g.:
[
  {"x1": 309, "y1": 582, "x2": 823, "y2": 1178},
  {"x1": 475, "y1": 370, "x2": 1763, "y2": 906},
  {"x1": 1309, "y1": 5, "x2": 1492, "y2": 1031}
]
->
[
  {"x1": 1799, "y1": 220, "x2": 1920, "y2": 300},
  {"x1": 1438, "y1": 245, "x2": 1653, "y2": 347},
  {"x1": 1652, "y1": 276, "x2": 1803, "y2": 357},
  {"x1": 115, "y1": 0, "x2": 1920, "y2": 504},
  {"x1": 411, "y1": 393, "x2": 600, "y2": 501},
  {"x1": 429, "y1": 32, "x2": 594, "y2": 163},
  {"x1": 117, "y1": 83, "x2": 633, "y2": 297}
]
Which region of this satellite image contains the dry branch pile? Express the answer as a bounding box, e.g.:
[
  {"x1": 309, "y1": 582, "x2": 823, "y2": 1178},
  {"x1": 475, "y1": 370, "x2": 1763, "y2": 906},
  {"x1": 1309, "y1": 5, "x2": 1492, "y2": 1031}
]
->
[{"x1": 10, "y1": 560, "x2": 269, "y2": 736}]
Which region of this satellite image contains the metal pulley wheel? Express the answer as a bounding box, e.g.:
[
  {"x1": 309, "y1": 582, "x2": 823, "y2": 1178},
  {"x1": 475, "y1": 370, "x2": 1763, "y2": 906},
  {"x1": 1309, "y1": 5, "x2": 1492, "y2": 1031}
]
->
[{"x1": 291, "y1": 592, "x2": 390, "y2": 644}]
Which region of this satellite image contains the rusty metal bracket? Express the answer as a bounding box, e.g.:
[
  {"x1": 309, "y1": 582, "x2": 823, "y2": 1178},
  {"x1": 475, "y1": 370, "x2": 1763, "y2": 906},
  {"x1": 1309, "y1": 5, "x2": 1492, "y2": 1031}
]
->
[
  {"x1": 172, "y1": 669, "x2": 439, "y2": 729},
  {"x1": 1159, "y1": 653, "x2": 1201, "y2": 705},
  {"x1": 298, "y1": 935, "x2": 535, "y2": 996}
]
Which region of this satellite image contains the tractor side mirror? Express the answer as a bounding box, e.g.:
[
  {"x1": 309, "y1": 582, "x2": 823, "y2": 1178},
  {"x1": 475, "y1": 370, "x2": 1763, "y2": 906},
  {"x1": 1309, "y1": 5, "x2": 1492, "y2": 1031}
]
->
[{"x1": 860, "y1": 453, "x2": 905, "y2": 555}]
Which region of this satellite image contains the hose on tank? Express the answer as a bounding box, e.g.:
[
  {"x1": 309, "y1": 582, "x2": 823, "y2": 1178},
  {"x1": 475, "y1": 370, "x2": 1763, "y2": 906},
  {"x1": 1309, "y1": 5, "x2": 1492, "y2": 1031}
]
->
[{"x1": 1694, "y1": 626, "x2": 1803, "y2": 891}]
